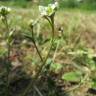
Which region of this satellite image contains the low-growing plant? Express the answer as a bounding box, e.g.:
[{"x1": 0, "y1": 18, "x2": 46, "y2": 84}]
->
[
  {"x1": 20, "y1": 2, "x2": 59, "y2": 96},
  {"x1": 0, "y1": 1, "x2": 96, "y2": 96},
  {"x1": 0, "y1": 6, "x2": 14, "y2": 96},
  {"x1": 0, "y1": 2, "x2": 60, "y2": 96}
]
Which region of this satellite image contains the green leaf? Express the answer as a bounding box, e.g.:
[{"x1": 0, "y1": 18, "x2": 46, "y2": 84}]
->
[
  {"x1": 51, "y1": 63, "x2": 63, "y2": 72},
  {"x1": 23, "y1": 32, "x2": 33, "y2": 40},
  {"x1": 0, "y1": 48, "x2": 7, "y2": 57},
  {"x1": 87, "y1": 59, "x2": 96, "y2": 71},
  {"x1": 92, "y1": 80, "x2": 96, "y2": 88},
  {"x1": 62, "y1": 71, "x2": 82, "y2": 82},
  {"x1": 7, "y1": 29, "x2": 15, "y2": 44}
]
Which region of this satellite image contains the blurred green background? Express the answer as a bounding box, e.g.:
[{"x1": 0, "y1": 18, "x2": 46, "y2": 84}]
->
[{"x1": 0, "y1": 0, "x2": 96, "y2": 10}]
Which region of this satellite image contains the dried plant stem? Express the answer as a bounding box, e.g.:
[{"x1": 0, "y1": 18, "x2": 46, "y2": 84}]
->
[{"x1": 34, "y1": 85, "x2": 43, "y2": 96}]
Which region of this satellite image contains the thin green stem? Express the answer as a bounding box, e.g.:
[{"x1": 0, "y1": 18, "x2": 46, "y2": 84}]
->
[
  {"x1": 34, "y1": 16, "x2": 55, "y2": 79},
  {"x1": 20, "y1": 16, "x2": 55, "y2": 96},
  {"x1": 31, "y1": 27, "x2": 44, "y2": 62},
  {"x1": 3, "y1": 15, "x2": 11, "y2": 96}
]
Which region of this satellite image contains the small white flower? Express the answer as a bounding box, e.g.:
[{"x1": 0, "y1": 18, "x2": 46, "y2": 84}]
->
[
  {"x1": 50, "y1": 4, "x2": 56, "y2": 10},
  {"x1": 54, "y1": 2, "x2": 59, "y2": 8},
  {"x1": 39, "y1": 2, "x2": 59, "y2": 17},
  {"x1": 7, "y1": 7, "x2": 11, "y2": 12},
  {"x1": 0, "y1": 6, "x2": 11, "y2": 16},
  {"x1": 49, "y1": 2, "x2": 59, "y2": 10},
  {"x1": 48, "y1": 2, "x2": 59, "y2": 12},
  {"x1": 39, "y1": 6, "x2": 47, "y2": 16}
]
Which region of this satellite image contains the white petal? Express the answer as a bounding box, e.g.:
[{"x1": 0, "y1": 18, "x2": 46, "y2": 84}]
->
[
  {"x1": 55, "y1": 2, "x2": 59, "y2": 8},
  {"x1": 39, "y1": 6, "x2": 47, "y2": 16}
]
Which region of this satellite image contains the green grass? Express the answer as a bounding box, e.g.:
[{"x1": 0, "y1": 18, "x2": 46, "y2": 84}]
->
[
  {"x1": 0, "y1": 0, "x2": 96, "y2": 11},
  {"x1": 0, "y1": 0, "x2": 33, "y2": 8}
]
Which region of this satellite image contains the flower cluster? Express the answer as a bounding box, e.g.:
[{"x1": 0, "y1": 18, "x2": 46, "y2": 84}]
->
[
  {"x1": 39, "y1": 2, "x2": 58, "y2": 17},
  {"x1": 0, "y1": 6, "x2": 11, "y2": 16}
]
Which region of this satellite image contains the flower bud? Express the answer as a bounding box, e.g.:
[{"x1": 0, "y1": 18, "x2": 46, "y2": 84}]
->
[{"x1": 29, "y1": 19, "x2": 34, "y2": 27}]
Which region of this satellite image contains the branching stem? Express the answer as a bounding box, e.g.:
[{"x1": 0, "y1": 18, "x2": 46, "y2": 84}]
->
[{"x1": 20, "y1": 15, "x2": 55, "y2": 96}]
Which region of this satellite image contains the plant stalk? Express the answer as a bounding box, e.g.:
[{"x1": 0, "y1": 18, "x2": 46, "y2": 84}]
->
[
  {"x1": 3, "y1": 16, "x2": 11, "y2": 96},
  {"x1": 20, "y1": 15, "x2": 55, "y2": 96}
]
